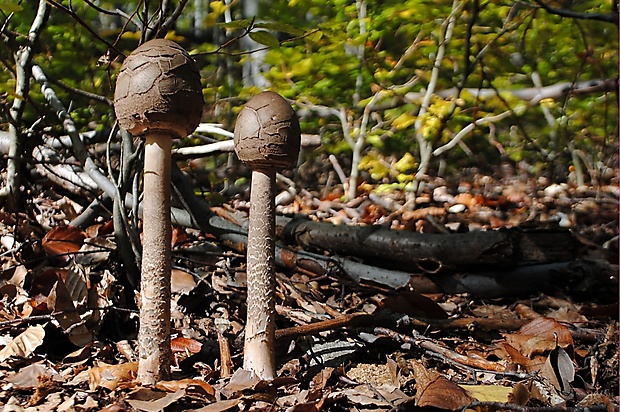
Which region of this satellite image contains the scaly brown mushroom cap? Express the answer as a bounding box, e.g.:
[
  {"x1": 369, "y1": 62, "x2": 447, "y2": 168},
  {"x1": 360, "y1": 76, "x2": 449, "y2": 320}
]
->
[
  {"x1": 233, "y1": 91, "x2": 301, "y2": 171},
  {"x1": 114, "y1": 39, "x2": 203, "y2": 138}
]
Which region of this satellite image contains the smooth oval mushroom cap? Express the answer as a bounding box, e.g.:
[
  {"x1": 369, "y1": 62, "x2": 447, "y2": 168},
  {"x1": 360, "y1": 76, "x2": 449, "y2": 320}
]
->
[
  {"x1": 233, "y1": 91, "x2": 301, "y2": 171},
  {"x1": 114, "y1": 39, "x2": 203, "y2": 138}
]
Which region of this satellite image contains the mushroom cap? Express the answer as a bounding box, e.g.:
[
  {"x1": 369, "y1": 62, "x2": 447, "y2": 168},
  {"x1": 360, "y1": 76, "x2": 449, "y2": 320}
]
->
[
  {"x1": 114, "y1": 39, "x2": 203, "y2": 138},
  {"x1": 233, "y1": 91, "x2": 301, "y2": 171}
]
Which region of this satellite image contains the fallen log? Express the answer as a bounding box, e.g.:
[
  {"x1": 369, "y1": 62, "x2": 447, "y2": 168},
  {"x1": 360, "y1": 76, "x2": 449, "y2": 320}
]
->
[
  {"x1": 171, "y1": 167, "x2": 617, "y2": 298},
  {"x1": 279, "y1": 215, "x2": 579, "y2": 272}
]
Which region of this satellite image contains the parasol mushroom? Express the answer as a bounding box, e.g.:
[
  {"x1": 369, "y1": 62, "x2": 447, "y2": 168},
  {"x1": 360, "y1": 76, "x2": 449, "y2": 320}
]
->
[
  {"x1": 233, "y1": 91, "x2": 301, "y2": 380},
  {"x1": 114, "y1": 38, "x2": 203, "y2": 385}
]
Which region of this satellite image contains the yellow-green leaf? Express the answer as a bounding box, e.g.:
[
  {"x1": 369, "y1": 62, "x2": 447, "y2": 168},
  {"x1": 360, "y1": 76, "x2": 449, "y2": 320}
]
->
[
  {"x1": 460, "y1": 384, "x2": 513, "y2": 402},
  {"x1": 250, "y1": 31, "x2": 280, "y2": 49},
  {"x1": 392, "y1": 112, "x2": 416, "y2": 130},
  {"x1": 0, "y1": 3, "x2": 22, "y2": 13}
]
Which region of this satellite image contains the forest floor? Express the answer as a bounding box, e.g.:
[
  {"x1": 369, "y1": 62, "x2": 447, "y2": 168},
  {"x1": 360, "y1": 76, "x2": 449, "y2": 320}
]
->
[{"x1": 0, "y1": 155, "x2": 617, "y2": 412}]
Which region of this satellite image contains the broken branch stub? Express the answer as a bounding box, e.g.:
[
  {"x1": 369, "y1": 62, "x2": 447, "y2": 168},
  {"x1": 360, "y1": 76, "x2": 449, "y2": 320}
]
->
[{"x1": 234, "y1": 91, "x2": 300, "y2": 380}]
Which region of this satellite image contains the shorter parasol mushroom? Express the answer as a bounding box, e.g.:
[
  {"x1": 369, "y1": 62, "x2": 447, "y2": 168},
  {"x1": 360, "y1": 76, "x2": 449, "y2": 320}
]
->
[
  {"x1": 114, "y1": 38, "x2": 203, "y2": 385},
  {"x1": 234, "y1": 91, "x2": 301, "y2": 380}
]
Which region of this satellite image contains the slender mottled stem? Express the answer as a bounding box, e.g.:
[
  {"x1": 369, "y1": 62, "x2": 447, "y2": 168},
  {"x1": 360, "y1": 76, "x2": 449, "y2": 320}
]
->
[
  {"x1": 243, "y1": 169, "x2": 276, "y2": 380},
  {"x1": 137, "y1": 133, "x2": 172, "y2": 385}
]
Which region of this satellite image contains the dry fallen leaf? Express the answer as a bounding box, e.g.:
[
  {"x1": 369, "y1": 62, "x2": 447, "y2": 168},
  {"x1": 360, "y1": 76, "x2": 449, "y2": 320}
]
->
[
  {"x1": 171, "y1": 268, "x2": 197, "y2": 294},
  {"x1": 48, "y1": 279, "x2": 92, "y2": 347},
  {"x1": 88, "y1": 361, "x2": 138, "y2": 391},
  {"x1": 126, "y1": 388, "x2": 186, "y2": 412},
  {"x1": 517, "y1": 317, "x2": 574, "y2": 347},
  {"x1": 191, "y1": 399, "x2": 242, "y2": 412},
  {"x1": 171, "y1": 336, "x2": 202, "y2": 354},
  {"x1": 411, "y1": 359, "x2": 475, "y2": 410},
  {"x1": 156, "y1": 378, "x2": 215, "y2": 396},
  {"x1": 504, "y1": 316, "x2": 574, "y2": 361},
  {"x1": 220, "y1": 368, "x2": 264, "y2": 398},
  {"x1": 0, "y1": 324, "x2": 45, "y2": 361},
  {"x1": 540, "y1": 345, "x2": 575, "y2": 396},
  {"x1": 341, "y1": 385, "x2": 392, "y2": 407},
  {"x1": 377, "y1": 290, "x2": 447, "y2": 319},
  {"x1": 42, "y1": 225, "x2": 86, "y2": 262},
  {"x1": 459, "y1": 384, "x2": 513, "y2": 402},
  {"x1": 6, "y1": 362, "x2": 62, "y2": 389}
]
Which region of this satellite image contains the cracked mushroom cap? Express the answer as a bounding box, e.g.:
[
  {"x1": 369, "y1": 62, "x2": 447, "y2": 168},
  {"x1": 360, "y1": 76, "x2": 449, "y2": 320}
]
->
[
  {"x1": 233, "y1": 91, "x2": 301, "y2": 171},
  {"x1": 114, "y1": 39, "x2": 203, "y2": 138}
]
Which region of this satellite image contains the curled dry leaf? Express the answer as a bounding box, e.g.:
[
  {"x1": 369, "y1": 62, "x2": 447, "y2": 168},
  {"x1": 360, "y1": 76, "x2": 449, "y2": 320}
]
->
[
  {"x1": 6, "y1": 362, "x2": 62, "y2": 389},
  {"x1": 410, "y1": 359, "x2": 475, "y2": 410},
  {"x1": 88, "y1": 361, "x2": 138, "y2": 391},
  {"x1": 84, "y1": 219, "x2": 115, "y2": 238},
  {"x1": 48, "y1": 279, "x2": 92, "y2": 347},
  {"x1": 63, "y1": 266, "x2": 88, "y2": 305},
  {"x1": 504, "y1": 316, "x2": 574, "y2": 360},
  {"x1": 125, "y1": 388, "x2": 186, "y2": 412},
  {"x1": 540, "y1": 345, "x2": 575, "y2": 396},
  {"x1": 171, "y1": 269, "x2": 197, "y2": 294},
  {"x1": 42, "y1": 225, "x2": 86, "y2": 262},
  {"x1": 0, "y1": 324, "x2": 45, "y2": 361},
  {"x1": 155, "y1": 378, "x2": 215, "y2": 396},
  {"x1": 170, "y1": 337, "x2": 202, "y2": 354}
]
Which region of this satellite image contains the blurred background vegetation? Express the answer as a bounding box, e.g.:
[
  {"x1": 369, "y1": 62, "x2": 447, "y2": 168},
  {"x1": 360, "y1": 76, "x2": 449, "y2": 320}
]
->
[{"x1": 0, "y1": 0, "x2": 617, "y2": 202}]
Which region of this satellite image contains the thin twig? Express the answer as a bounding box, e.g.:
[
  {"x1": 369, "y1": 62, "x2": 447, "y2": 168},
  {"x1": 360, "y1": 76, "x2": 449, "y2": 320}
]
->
[
  {"x1": 45, "y1": 0, "x2": 125, "y2": 58},
  {"x1": 530, "y1": 0, "x2": 618, "y2": 25},
  {"x1": 374, "y1": 327, "x2": 530, "y2": 379},
  {"x1": 0, "y1": 306, "x2": 138, "y2": 329}
]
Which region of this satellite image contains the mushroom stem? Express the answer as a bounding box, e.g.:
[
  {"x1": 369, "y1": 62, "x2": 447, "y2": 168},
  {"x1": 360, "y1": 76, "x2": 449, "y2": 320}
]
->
[
  {"x1": 138, "y1": 132, "x2": 172, "y2": 384},
  {"x1": 243, "y1": 168, "x2": 276, "y2": 380}
]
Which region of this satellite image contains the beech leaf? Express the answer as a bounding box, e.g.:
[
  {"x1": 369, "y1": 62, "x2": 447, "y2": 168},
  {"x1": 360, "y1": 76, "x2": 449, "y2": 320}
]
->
[
  {"x1": 541, "y1": 345, "x2": 575, "y2": 395},
  {"x1": 411, "y1": 360, "x2": 475, "y2": 410},
  {"x1": 155, "y1": 378, "x2": 215, "y2": 396},
  {"x1": 42, "y1": 225, "x2": 86, "y2": 261},
  {"x1": 88, "y1": 361, "x2": 138, "y2": 391},
  {"x1": 48, "y1": 280, "x2": 93, "y2": 347},
  {"x1": 126, "y1": 388, "x2": 185, "y2": 412},
  {"x1": 170, "y1": 337, "x2": 202, "y2": 354},
  {"x1": 0, "y1": 325, "x2": 45, "y2": 361},
  {"x1": 249, "y1": 31, "x2": 280, "y2": 48}
]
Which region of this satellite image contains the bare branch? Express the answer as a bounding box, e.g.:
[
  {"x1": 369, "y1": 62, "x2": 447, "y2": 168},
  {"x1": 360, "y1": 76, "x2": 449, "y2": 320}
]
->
[
  {"x1": 530, "y1": 0, "x2": 618, "y2": 25},
  {"x1": 45, "y1": 0, "x2": 126, "y2": 58},
  {"x1": 432, "y1": 109, "x2": 518, "y2": 156},
  {"x1": 404, "y1": 78, "x2": 617, "y2": 105},
  {"x1": 0, "y1": 0, "x2": 50, "y2": 209}
]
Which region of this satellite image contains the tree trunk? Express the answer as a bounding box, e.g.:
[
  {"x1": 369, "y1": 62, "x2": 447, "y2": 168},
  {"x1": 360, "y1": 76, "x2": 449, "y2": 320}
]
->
[{"x1": 240, "y1": 0, "x2": 269, "y2": 88}]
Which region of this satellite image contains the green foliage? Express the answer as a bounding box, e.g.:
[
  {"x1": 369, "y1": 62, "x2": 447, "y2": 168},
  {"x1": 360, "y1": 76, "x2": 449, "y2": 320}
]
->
[
  {"x1": 0, "y1": 0, "x2": 616, "y2": 188},
  {"x1": 266, "y1": 0, "x2": 616, "y2": 183}
]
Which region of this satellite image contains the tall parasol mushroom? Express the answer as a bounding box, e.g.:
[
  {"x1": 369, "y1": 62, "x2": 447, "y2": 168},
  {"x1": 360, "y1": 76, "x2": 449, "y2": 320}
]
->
[
  {"x1": 114, "y1": 38, "x2": 203, "y2": 385},
  {"x1": 233, "y1": 91, "x2": 301, "y2": 380}
]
